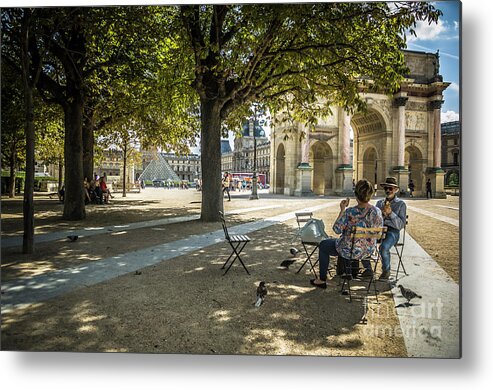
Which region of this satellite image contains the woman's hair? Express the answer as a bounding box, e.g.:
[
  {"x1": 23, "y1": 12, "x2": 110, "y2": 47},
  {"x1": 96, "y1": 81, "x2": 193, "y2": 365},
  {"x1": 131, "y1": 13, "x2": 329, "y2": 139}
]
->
[{"x1": 354, "y1": 179, "x2": 374, "y2": 202}]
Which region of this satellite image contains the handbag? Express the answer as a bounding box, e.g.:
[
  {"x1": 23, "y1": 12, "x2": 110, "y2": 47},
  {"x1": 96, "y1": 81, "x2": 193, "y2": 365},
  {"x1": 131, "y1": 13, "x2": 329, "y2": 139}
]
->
[{"x1": 299, "y1": 218, "x2": 329, "y2": 243}]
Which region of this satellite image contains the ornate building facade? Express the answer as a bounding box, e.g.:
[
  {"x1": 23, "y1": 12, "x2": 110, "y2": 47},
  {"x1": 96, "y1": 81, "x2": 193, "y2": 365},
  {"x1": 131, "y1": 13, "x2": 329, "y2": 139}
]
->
[
  {"x1": 270, "y1": 50, "x2": 450, "y2": 198},
  {"x1": 441, "y1": 120, "x2": 460, "y2": 187},
  {"x1": 221, "y1": 119, "x2": 271, "y2": 183}
]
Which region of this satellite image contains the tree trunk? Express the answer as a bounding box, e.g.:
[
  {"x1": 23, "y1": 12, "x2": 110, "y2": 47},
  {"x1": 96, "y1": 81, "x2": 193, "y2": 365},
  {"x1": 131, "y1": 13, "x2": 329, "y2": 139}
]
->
[
  {"x1": 62, "y1": 94, "x2": 86, "y2": 220},
  {"x1": 200, "y1": 99, "x2": 223, "y2": 222},
  {"x1": 82, "y1": 105, "x2": 94, "y2": 182},
  {"x1": 58, "y1": 161, "x2": 63, "y2": 190},
  {"x1": 20, "y1": 9, "x2": 35, "y2": 253},
  {"x1": 8, "y1": 146, "x2": 16, "y2": 198},
  {"x1": 122, "y1": 141, "x2": 127, "y2": 198}
]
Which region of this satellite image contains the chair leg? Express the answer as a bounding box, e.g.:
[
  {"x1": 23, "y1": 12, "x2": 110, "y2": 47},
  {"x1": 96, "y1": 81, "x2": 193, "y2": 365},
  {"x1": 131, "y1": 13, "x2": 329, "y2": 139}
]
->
[
  {"x1": 339, "y1": 261, "x2": 352, "y2": 302},
  {"x1": 368, "y1": 258, "x2": 379, "y2": 303},
  {"x1": 221, "y1": 250, "x2": 235, "y2": 270},
  {"x1": 394, "y1": 246, "x2": 408, "y2": 280},
  {"x1": 222, "y1": 242, "x2": 250, "y2": 275},
  {"x1": 234, "y1": 242, "x2": 250, "y2": 275},
  {"x1": 295, "y1": 243, "x2": 318, "y2": 278}
]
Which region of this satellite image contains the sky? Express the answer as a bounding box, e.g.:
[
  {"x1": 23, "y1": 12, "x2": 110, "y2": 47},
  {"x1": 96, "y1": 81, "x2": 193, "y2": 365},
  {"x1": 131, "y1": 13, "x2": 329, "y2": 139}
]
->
[{"x1": 405, "y1": 1, "x2": 461, "y2": 123}]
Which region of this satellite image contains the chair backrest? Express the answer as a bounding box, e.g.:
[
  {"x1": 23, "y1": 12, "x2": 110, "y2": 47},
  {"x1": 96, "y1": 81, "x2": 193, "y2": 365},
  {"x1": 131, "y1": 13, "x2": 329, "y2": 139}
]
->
[
  {"x1": 397, "y1": 215, "x2": 409, "y2": 247},
  {"x1": 295, "y1": 212, "x2": 313, "y2": 229},
  {"x1": 350, "y1": 226, "x2": 388, "y2": 240},
  {"x1": 219, "y1": 211, "x2": 230, "y2": 241},
  {"x1": 349, "y1": 226, "x2": 387, "y2": 259}
]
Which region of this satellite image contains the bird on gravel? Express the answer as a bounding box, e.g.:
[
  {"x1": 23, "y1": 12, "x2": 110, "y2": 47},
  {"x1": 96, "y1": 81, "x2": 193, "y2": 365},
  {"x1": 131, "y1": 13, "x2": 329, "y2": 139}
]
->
[
  {"x1": 398, "y1": 284, "x2": 422, "y2": 304},
  {"x1": 289, "y1": 247, "x2": 299, "y2": 257},
  {"x1": 279, "y1": 259, "x2": 296, "y2": 269},
  {"x1": 254, "y1": 281, "x2": 268, "y2": 307},
  {"x1": 67, "y1": 235, "x2": 78, "y2": 242}
]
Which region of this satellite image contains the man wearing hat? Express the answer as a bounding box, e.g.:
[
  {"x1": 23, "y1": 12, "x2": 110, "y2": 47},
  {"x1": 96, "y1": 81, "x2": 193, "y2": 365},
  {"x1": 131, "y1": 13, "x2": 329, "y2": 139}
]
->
[{"x1": 374, "y1": 177, "x2": 407, "y2": 280}]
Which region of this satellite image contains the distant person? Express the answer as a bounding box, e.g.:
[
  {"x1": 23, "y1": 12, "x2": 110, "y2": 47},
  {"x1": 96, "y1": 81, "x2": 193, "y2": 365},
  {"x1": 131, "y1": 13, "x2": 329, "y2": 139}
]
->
[
  {"x1": 408, "y1": 179, "x2": 415, "y2": 198},
  {"x1": 83, "y1": 177, "x2": 91, "y2": 204},
  {"x1": 94, "y1": 176, "x2": 103, "y2": 204},
  {"x1": 222, "y1": 172, "x2": 231, "y2": 201},
  {"x1": 100, "y1": 175, "x2": 113, "y2": 203},
  {"x1": 426, "y1": 178, "x2": 432, "y2": 199},
  {"x1": 58, "y1": 184, "x2": 65, "y2": 203}
]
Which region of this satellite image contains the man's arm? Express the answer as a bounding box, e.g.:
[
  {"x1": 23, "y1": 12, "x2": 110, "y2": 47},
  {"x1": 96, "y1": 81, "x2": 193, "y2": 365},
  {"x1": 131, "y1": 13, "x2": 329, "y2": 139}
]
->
[{"x1": 386, "y1": 201, "x2": 406, "y2": 230}]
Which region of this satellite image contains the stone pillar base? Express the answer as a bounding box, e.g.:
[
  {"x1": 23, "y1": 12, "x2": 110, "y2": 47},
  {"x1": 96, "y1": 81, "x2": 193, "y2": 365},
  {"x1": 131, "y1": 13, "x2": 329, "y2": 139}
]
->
[
  {"x1": 294, "y1": 163, "x2": 314, "y2": 197},
  {"x1": 335, "y1": 164, "x2": 354, "y2": 196},
  {"x1": 426, "y1": 168, "x2": 447, "y2": 199},
  {"x1": 392, "y1": 166, "x2": 410, "y2": 197}
]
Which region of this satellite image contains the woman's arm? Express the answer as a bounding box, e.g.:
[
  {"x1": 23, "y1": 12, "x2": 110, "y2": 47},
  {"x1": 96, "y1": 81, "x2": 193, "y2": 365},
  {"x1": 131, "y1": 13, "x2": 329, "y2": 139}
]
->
[{"x1": 333, "y1": 198, "x2": 349, "y2": 234}]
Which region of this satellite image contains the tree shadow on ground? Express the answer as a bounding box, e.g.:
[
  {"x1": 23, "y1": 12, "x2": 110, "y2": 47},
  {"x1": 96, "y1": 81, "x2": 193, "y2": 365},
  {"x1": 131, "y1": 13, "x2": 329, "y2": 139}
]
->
[{"x1": 1, "y1": 219, "x2": 405, "y2": 356}]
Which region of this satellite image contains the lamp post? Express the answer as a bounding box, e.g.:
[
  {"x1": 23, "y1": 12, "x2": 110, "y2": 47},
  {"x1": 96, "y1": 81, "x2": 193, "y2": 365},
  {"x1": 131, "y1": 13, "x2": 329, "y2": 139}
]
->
[{"x1": 249, "y1": 104, "x2": 259, "y2": 200}]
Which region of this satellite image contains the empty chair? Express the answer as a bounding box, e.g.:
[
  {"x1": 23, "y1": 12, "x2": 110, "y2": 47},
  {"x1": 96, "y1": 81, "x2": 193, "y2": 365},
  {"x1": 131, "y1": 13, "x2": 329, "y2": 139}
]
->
[
  {"x1": 219, "y1": 211, "x2": 251, "y2": 275},
  {"x1": 294, "y1": 212, "x2": 331, "y2": 277}
]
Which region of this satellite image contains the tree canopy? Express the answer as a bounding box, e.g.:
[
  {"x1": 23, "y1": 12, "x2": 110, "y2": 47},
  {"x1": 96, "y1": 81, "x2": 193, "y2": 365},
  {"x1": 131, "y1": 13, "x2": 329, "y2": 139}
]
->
[
  {"x1": 175, "y1": 2, "x2": 442, "y2": 220},
  {"x1": 1, "y1": 3, "x2": 443, "y2": 227}
]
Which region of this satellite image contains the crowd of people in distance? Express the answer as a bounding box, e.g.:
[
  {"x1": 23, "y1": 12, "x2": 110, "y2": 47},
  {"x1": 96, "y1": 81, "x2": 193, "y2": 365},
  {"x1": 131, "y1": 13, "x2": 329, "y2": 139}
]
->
[{"x1": 59, "y1": 173, "x2": 113, "y2": 205}]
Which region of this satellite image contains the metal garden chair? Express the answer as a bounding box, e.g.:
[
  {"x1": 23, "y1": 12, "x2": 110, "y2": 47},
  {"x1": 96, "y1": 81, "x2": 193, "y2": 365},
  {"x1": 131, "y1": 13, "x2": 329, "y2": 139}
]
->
[{"x1": 219, "y1": 211, "x2": 251, "y2": 275}]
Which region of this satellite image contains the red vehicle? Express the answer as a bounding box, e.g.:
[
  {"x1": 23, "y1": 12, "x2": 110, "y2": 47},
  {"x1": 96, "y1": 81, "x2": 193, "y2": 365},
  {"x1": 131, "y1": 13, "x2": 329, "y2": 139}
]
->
[{"x1": 230, "y1": 172, "x2": 266, "y2": 187}]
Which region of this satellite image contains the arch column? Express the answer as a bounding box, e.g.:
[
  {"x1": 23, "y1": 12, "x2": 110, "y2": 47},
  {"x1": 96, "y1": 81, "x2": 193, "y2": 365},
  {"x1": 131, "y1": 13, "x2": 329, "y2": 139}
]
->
[
  {"x1": 335, "y1": 107, "x2": 354, "y2": 195},
  {"x1": 392, "y1": 95, "x2": 409, "y2": 194},
  {"x1": 426, "y1": 99, "x2": 446, "y2": 198},
  {"x1": 294, "y1": 125, "x2": 313, "y2": 196}
]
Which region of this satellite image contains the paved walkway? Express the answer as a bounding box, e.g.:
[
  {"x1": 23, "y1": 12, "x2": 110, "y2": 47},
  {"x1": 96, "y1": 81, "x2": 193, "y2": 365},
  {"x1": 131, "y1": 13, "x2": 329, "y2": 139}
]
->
[
  {"x1": 407, "y1": 205, "x2": 459, "y2": 227},
  {"x1": 1, "y1": 202, "x2": 337, "y2": 312},
  {"x1": 390, "y1": 234, "x2": 460, "y2": 358},
  {"x1": 1, "y1": 204, "x2": 286, "y2": 249}
]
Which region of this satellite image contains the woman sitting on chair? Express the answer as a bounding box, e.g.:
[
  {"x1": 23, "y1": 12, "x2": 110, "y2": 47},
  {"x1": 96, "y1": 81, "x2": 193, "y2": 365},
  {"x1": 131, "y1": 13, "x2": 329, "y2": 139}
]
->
[{"x1": 310, "y1": 179, "x2": 383, "y2": 289}]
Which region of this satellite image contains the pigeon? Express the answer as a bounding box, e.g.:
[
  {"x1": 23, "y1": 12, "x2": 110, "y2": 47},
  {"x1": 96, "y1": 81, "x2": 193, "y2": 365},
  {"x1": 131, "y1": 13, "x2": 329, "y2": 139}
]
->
[
  {"x1": 67, "y1": 235, "x2": 78, "y2": 242},
  {"x1": 254, "y1": 281, "x2": 267, "y2": 307},
  {"x1": 280, "y1": 259, "x2": 296, "y2": 269},
  {"x1": 398, "y1": 284, "x2": 422, "y2": 304},
  {"x1": 289, "y1": 247, "x2": 299, "y2": 257}
]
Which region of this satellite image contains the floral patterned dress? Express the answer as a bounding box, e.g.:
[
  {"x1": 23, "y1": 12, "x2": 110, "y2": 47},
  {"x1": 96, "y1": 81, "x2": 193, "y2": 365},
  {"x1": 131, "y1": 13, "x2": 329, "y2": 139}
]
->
[{"x1": 333, "y1": 205, "x2": 383, "y2": 260}]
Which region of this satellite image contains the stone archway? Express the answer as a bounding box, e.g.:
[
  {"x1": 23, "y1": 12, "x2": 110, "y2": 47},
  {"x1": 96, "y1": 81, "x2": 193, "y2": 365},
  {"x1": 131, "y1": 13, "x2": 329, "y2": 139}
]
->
[
  {"x1": 362, "y1": 147, "x2": 378, "y2": 187},
  {"x1": 405, "y1": 145, "x2": 425, "y2": 195},
  {"x1": 352, "y1": 108, "x2": 388, "y2": 189},
  {"x1": 309, "y1": 141, "x2": 333, "y2": 195},
  {"x1": 275, "y1": 143, "x2": 285, "y2": 194}
]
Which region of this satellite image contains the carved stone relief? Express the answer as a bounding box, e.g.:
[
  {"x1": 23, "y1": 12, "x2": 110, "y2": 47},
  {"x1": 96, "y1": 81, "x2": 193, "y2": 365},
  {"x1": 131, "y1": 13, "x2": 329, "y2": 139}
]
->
[{"x1": 406, "y1": 111, "x2": 427, "y2": 132}]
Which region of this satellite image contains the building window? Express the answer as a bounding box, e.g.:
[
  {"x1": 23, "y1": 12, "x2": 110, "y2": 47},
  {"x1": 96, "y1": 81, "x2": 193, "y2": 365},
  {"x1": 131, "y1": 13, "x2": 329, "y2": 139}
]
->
[{"x1": 453, "y1": 152, "x2": 459, "y2": 166}]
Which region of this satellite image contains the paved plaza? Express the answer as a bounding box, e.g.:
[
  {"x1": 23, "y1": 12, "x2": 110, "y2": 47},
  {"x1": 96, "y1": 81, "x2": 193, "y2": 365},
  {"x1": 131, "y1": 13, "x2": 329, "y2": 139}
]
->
[{"x1": 1, "y1": 188, "x2": 460, "y2": 357}]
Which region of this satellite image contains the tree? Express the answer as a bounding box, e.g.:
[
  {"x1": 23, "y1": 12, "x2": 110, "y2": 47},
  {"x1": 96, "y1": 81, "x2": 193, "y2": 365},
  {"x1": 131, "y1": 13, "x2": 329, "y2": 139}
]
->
[
  {"x1": 176, "y1": 3, "x2": 441, "y2": 221},
  {"x1": 98, "y1": 122, "x2": 141, "y2": 198},
  {"x1": 1, "y1": 61, "x2": 26, "y2": 198},
  {"x1": 19, "y1": 8, "x2": 44, "y2": 253},
  {"x1": 3, "y1": 7, "x2": 184, "y2": 221},
  {"x1": 35, "y1": 104, "x2": 65, "y2": 190}
]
